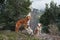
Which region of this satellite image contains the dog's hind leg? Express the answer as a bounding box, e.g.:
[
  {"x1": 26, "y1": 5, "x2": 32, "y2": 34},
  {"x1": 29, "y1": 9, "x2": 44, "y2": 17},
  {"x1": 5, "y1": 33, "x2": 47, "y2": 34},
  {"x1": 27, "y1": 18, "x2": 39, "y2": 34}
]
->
[{"x1": 15, "y1": 23, "x2": 21, "y2": 32}]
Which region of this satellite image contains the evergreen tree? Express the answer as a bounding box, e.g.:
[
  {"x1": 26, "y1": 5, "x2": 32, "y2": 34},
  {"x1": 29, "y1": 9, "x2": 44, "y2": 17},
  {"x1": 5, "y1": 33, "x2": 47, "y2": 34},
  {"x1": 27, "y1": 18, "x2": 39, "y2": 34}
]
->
[
  {"x1": 39, "y1": 1, "x2": 60, "y2": 35},
  {"x1": 39, "y1": 1, "x2": 59, "y2": 26},
  {"x1": 0, "y1": 0, "x2": 31, "y2": 30}
]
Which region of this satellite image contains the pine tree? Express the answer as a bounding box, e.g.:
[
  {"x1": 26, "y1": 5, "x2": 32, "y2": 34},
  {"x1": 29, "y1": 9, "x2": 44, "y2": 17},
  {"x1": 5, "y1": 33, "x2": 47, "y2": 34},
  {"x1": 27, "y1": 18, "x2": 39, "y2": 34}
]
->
[
  {"x1": 0, "y1": 0, "x2": 31, "y2": 30},
  {"x1": 39, "y1": 1, "x2": 60, "y2": 35}
]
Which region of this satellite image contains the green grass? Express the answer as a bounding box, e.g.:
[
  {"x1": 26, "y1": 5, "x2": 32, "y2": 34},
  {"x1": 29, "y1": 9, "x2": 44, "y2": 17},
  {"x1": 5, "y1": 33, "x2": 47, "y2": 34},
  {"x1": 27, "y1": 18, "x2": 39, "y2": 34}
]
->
[{"x1": 0, "y1": 30, "x2": 40, "y2": 40}]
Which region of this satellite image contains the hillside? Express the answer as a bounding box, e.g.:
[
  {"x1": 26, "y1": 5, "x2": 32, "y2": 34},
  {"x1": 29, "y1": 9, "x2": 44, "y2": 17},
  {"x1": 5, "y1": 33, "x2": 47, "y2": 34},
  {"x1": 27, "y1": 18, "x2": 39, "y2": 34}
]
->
[
  {"x1": 0, "y1": 30, "x2": 40, "y2": 40},
  {"x1": 0, "y1": 30, "x2": 60, "y2": 40}
]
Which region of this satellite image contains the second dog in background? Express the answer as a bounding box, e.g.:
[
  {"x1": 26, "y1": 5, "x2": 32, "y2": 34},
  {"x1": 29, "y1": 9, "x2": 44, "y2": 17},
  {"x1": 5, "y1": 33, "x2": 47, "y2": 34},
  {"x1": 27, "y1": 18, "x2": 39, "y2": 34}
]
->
[{"x1": 34, "y1": 23, "x2": 42, "y2": 36}]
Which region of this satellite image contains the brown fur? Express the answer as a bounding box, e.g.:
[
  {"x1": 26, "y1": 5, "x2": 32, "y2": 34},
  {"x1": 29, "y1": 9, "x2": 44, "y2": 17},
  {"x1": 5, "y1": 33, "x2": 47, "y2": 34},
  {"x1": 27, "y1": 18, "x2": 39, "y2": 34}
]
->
[{"x1": 15, "y1": 16, "x2": 31, "y2": 32}]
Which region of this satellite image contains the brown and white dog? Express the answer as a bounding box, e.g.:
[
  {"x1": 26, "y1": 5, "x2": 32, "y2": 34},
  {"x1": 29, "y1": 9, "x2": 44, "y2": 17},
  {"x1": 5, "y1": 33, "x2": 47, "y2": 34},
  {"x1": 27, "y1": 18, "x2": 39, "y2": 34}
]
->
[
  {"x1": 34, "y1": 23, "x2": 42, "y2": 36},
  {"x1": 15, "y1": 16, "x2": 31, "y2": 32}
]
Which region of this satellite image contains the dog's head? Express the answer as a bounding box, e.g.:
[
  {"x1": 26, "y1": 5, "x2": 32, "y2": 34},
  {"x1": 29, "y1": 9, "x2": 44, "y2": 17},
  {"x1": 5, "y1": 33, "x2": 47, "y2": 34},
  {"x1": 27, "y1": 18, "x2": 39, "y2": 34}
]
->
[
  {"x1": 38, "y1": 23, "x2": 42, "y2": 27},
  {"x1": 26, "y1": 16, "x2": 31, "y2": 20}
]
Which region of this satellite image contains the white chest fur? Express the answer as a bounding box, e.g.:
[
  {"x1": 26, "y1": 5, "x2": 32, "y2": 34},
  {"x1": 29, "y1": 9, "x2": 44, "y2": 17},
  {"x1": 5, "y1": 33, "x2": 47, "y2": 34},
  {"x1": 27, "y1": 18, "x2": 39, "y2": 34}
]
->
[{"x1": 26, "y1": 27, "x2": 33, "y2": 35}]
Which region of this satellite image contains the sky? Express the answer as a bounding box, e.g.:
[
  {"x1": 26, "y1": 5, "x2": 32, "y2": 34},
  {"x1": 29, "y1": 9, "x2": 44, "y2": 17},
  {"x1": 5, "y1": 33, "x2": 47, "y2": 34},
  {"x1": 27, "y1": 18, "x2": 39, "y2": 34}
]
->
[{"x1": 30, "y1": 0, "x2": 60, "y2": 10}]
